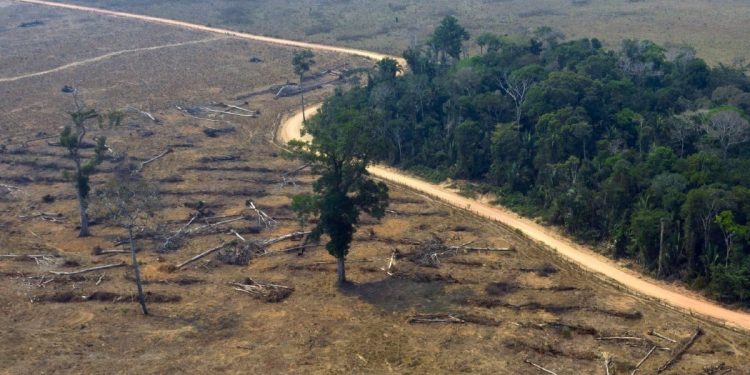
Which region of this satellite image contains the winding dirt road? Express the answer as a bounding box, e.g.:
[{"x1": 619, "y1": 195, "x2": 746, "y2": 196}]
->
[
  {"x1": 16, "y1": 0, "x2": 750, "y2": 333},
  {"x1": 281, "y1": 105, "x2": 750, "y2": 333}
]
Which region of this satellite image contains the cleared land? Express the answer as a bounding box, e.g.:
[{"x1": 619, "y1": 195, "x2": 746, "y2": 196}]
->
[
  {"x1": 0, "y1": 2, "x2": 749, "y2": 375},
  {"x1": 36, "y1": 0, "x2": 750, "y2": 65}
]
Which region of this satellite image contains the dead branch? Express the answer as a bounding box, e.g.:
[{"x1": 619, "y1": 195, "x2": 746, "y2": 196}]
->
[
  {"x1": 631, "y1": 346, "x2": 656, "y2": 375},
  {"x1": 231, "y1": 229, "x2": 246, "y2": 242},
  {"x1": 50, "y1": 263, "x2": 126, "y2": 276},
  {"x1": 93, "y1": 248, "x2": 129, "y2": 255},
  {"x1": 408, "y1": 236, "x2": 514, "y2": 267},
  {"x1": 176, "y1": 242, "x2": 233, "y2": 269},
  {"x1": 406, "y1": 313, "x2": 465, "y2": 324},
  {"x1": 603, "y1": 354, "x2": 612, "y2": 375},
  {"x1": 216, "y1": 102, "x2": 259, "y2": 115},
  {"x1": 200, "y1": 107, "x2": 257, "y2": 118},
  {"x1": 451, "y1": 245, "x2": 514, "y2": 252},
  {"x1": 0, "y1": 183, "x2": 21, "y2": 191},
  {"x1": 161, "y1": 213, "x2": 198, "y2": 250},
  {"x1": 125, "y1": 106, "x2": 158, "y2": 123},
  {"x1": 383, "y1": 249, "x2": 397, "y2": 275},
  {"x1": 186, "y1": 216, "x2": 245, "y2": 235},
  {"x1": 597, "y1": 336, "x2": 644, "y2": 341},
  {"x1": 524, "y1": 359, "x2": 558, "y2": 375},
  {"x1": 657, "y1": 327, "x2": 703, "y2": 373},
  {"x1": 0, "y1": 254, "x2": 54, "y2": 259},
  {"x1": 247, "y1": 201, "x2": 276, "y2": 228},
  {"x1": 648, "y1": 329, "x2": 677, "y2": 343},
  {"x1": 139, "y1": 148, "x2": 173, "y2": 171}
]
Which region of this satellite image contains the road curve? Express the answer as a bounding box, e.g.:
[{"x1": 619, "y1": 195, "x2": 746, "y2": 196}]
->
[
  {"x1": 279, "y1": 104, "x2": 750, "y2": 333},
  {"x1": 17, "y1": 0, "x2": 750, "y2": 333}
]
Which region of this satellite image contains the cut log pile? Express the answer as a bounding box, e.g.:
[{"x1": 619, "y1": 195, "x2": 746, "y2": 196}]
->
[{"x1": 230, "y1": 278, "x2": 293, "y2": 302}]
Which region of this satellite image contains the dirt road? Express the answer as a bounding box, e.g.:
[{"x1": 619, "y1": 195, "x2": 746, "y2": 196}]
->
[
  {"x1": 279, "y1": 104, "x2": 750, "y2": 333},
  {"x1": 17, "y1": 0, "x2": 750, "y2": 333},
  {"x1": 14, "y1": 0, "x2": 406, "y2": 68}
]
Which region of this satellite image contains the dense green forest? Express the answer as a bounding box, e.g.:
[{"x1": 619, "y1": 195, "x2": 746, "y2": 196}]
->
[{"x1": 319, "y1": 17, "x2": 750, "y2": 305}]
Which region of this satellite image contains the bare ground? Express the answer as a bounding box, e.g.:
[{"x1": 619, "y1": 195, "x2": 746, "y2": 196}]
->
[{"x1": 0, "y1": 3, "x2": 748, "y2": 375}]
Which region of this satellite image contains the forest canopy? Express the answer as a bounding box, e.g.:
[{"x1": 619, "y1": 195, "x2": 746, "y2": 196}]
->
[{"x1": 323, "y1": 17, "x2": 750, "y2": 305}]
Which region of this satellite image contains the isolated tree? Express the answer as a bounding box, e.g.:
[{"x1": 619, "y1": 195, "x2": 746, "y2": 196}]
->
[
  {"x1": 702, "y1": 109, "x2": 750, "y2": 160},
  {"x1": 95, "y1": 165, "x2": 160, "y2": 315},
  {"x1": 292, "y1": 49, "x2": 316, "y2": 122},
  {"x1": 429, "y1": 16, "x2": 470, "y2": 64},
  {"x1": 60, "y1": 92, "x2": 122, "y2": 236},
  {"x1": 289, "y1": 99, "x2": 389, "y2": 285}
]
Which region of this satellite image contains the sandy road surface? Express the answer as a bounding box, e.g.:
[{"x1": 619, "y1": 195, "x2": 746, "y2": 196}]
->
[
  {"x1": 16, "y1": 0, "x2": 750, "y2": 333},
  {"x1": 279, "y1": 104, "x2": 750, "y2": 333}
]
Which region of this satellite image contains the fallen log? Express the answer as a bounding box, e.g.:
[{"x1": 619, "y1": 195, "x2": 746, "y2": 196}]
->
[
  {"x1": 597, "y1": 336, "x2": 644, "y2": 341},
  {"x1": 176, "y1": 242, "x2": 233, "y2": 269},
  {"x1": 657, "y1": 327, "x2": 703, "y2": 373},
  {"x1": 524, "y1": 359, "x2": 558, "y2": 375},
  {"x1": 260, "y1": 243, "x2": 323, "y2": 256},
  {"x1": 262, "y1": 231, "x2": 311, "y2": 246},
  {"x1": 630, "y1": 346, "x2": 656, "y2": 375},
  {"x1": 406, "y1": 313, "x2": 465, "y2": 324},
  {"x1": 125, "y1": 106, "x2": 159, "y2": 123},
  {"x1": 50, "y1": 263, "x2": 126, "y2": 276},
  {"x1": 648, "y1": 329, "x2": 677, "y2": 343},
  {"x1": 139, "y1": 148, "x2": 173, "y2": 171}
]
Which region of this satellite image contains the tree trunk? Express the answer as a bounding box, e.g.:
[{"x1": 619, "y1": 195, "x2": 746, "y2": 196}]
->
[
  {"x1": 658, "y1": 219, "x2": 664, "y2": 278},
  {"x1": 336, "y1": 256, "x2": 346, "y2": 285},
  {"x1": 300, "y1": 75, "x2": 306, "y2": 123},
  {"x1": 129, "y1": 228, "x2": 148, "y2": 315},
  {"x1": 77, "y1": 184, "x2": 90, "y2": 237},
  {"x1": 515, "y1": 103, "x2": 522, "y2": 126}
]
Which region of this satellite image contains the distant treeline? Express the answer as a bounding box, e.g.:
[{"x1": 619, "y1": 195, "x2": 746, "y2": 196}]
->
[{"x1": 319, "y1": 17, "x2": 750, "y2": 304}]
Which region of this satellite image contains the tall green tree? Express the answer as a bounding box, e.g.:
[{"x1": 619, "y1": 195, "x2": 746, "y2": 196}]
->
[
  {"x1": 59, "y1": 93, "x2": 122, "y2": 237},
  {"x1": 289, "y1": 98, "x2": 389, "y2": 285},
  {"x1": 292, "y1": 49, "x2": 316, "y2": 122},
  {"x1": 429, "y1": 16, "x2": 470, "y2": 64}
]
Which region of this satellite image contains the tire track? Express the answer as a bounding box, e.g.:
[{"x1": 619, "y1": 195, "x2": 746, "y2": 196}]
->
[{"x1": 0, "y1": 37, "x2": 225, "y2": 83}]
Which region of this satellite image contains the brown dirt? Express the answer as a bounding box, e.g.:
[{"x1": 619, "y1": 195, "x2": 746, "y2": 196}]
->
[{"x1": 0, "y1": 2, "x2": 749, "y2": 375}]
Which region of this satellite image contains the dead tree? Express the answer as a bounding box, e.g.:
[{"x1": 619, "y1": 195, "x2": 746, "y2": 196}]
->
[
  {"x1": 292, "y1": 50, "x2": 316, "y2": 122},
  {"x1": 93, "y1": 164, "x2": 160, "y2": 315},
  {"x1": 498, "y1": 71, "x2": 536, "y2": 125},
  {"x1": 703, "y1": 110, "x2": 750, "y2": 160}
]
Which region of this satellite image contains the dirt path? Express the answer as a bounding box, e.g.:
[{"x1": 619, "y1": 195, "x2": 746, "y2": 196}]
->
[
  {"x1": 17, "y1": 0, "x2": 750, "y2": 333},
  {"x1": 13, "y1": 0, "x2": 406, "y2": 67},
  {"x1": 0, "y1": 37, "x2": 225, "y2": 83},
  {"x1": 279, "y1": 104, "x2": 750, "y2": 333}
]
